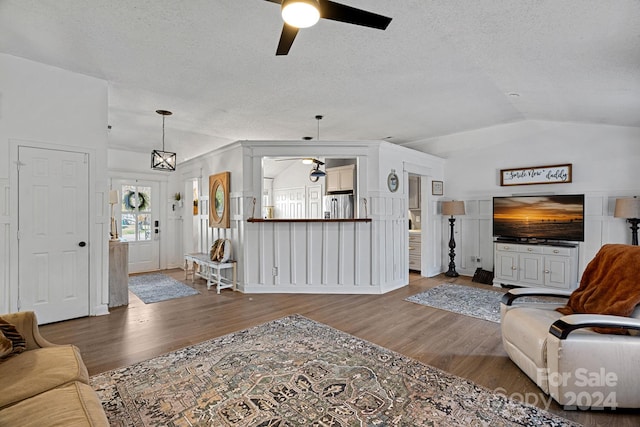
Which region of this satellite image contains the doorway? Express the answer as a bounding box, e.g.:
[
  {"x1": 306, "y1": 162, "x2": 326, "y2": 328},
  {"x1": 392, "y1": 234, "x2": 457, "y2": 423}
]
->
[
  {"x1": 112, "y1": 180, "x2": 161, "y2": 273},
  {"x1": 408, "y1": 173, "x2": 423, "y2": 273},
  {"x1": 17, "y1": 146, "x2": 90, "y2": 324}
]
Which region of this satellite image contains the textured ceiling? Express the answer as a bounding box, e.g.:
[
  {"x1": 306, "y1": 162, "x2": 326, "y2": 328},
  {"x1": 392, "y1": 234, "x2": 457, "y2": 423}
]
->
[{"x1": 1, "y1": 0, "x2": 638, "y2": 162}]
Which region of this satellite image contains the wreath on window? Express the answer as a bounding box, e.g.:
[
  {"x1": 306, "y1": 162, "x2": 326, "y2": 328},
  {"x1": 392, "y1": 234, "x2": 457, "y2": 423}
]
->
[{"x1": 123, "y1": 190, "x2": 149, "y2": 211}]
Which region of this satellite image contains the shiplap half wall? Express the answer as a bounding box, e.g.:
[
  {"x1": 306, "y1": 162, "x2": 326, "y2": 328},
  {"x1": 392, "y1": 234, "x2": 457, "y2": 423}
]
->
[
  {"x1": 241, "y1": 194, "x2": 407, "y2": 294},
  {"x1": 243, "y1": 221, "x2": 374, "y2": 293}
]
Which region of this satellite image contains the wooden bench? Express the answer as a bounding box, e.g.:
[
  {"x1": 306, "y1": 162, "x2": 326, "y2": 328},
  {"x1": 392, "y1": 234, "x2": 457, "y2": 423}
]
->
[{"x1": 184, "y1": 253, "x2": 237, "y2": 294}]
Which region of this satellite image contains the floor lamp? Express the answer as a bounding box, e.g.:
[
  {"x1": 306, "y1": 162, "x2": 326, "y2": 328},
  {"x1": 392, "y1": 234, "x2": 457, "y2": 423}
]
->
[
  {"x1": 109, "y1": 190, "x2": 120, "y2": 240},
  {"x1": 442, "y1": 200, "x2": 465, "y2": 277},
  {"x1": 614, "y1": 197, "x2": 640, "y2": 245}
]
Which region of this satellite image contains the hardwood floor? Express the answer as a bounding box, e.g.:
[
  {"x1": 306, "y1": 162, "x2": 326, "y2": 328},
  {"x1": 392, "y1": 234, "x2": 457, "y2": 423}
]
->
[{"x1": 40, "y1": 270, "x2": 639, "y2": 426}]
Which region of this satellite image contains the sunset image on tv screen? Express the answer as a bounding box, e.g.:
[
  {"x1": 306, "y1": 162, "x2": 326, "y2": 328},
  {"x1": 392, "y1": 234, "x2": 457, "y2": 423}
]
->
[{"x1": 493, "y1": 195, "x2": 584, "y2": 241}]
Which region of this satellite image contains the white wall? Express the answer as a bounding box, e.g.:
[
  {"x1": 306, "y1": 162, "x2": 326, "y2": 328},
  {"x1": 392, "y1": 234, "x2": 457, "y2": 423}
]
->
[
  {"x1": 172, "y1": 142, "x2": 245, "y2": 275},
  {"x1": 0, "y1": 54, "x2": 109, "y2": 315},
  {"x1": 241, "y1": 141, "x2": 445, "y2": 294},
  {"x1": 407, "y1": 120, "x2": 640, "y2": 278}
]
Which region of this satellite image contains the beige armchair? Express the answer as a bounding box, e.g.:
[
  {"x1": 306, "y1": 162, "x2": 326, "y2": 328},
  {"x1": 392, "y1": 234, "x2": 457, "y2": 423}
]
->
[{"x1": 500, "y1": 244, "x2": 640, "y2": 409}]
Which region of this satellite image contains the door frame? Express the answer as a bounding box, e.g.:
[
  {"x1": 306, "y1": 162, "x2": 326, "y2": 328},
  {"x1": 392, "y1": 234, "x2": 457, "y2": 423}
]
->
[
  {"x1": 108, "y1": 171, "x2": 170, "y2": 271},
  {"x1": 8, "y1": 138, "x2": 107, "y2": 317},
  {"x1": 403, "y1": 160, "x2": 441, "y2": 279},
  {"x1": 111, "y1": 179, "x2": 161, "y2": 273}
]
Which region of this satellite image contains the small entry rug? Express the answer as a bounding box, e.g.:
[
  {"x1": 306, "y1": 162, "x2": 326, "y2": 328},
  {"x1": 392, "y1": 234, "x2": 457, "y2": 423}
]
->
[
  {"x1": 128, "y1": 272, "x2": 199, "y2": 304},
  {"x1": 91, "y1": 315, "x2": 578, "y2": 426},
  {"x1": 406, "y1": 283, "x2": 506, "y2": 323}
]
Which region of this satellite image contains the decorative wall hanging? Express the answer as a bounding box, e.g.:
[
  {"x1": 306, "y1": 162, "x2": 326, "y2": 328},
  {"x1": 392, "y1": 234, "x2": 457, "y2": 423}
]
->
[
  {"x1": 387, "y1": 170, "x2": 399, "y2": 192},
  {"x1": 432, "y1": 180, "x2": 443, "y2": 195},
  {"x1": 500, "y1": 164, "x2": 572, "y2": 186},
  {"x1": 209, "y1": 172, "x2": 231, "y2": 228},
  {"x1": 123, "y1": 190, "x2": 149, "y2": 211}
]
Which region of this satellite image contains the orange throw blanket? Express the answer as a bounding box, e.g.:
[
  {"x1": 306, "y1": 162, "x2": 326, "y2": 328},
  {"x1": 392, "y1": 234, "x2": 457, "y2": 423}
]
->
[{"x1": 556, "y1": 244, "x2": 640, "y2": 333}]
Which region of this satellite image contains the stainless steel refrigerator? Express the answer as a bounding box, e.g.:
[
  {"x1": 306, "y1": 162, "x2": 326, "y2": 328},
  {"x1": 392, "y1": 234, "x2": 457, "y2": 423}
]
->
[{"x1": 323, "y1": 194, "x2": 354, "y2": 219}]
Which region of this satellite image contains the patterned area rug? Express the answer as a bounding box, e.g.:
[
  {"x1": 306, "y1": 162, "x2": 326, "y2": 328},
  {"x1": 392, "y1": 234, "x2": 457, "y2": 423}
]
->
[
  {"x1": 128, "y1": 272, "x2": 199, "y2": 304},
  {"x1": 405, "y1": 284, "x2": 506, "y2": 323},
  {"x1": 91, "y1": 315, "x2": 578, "y2": 426}
]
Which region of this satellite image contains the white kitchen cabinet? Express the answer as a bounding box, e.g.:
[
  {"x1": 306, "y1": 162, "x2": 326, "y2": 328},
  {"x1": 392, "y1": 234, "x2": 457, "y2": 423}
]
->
[
  {"x1": 326, "y1": 165, "x2": 355, "y2": 192},
  {"x1": 408, "y1": 175, "x2": 420, "y2": 209},
  {"x1": 493, "y1": 242, "x2": 578, "y2": 290},
  {"x1": 409, "y1": 231, "x2": 421, "y2": 271}
]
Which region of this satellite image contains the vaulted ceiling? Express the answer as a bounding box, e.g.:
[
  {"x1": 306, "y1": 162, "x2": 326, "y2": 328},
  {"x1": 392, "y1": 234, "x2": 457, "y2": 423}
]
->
[{"x1": 1, "y1": 1, "x2": 638, "y2": 162}]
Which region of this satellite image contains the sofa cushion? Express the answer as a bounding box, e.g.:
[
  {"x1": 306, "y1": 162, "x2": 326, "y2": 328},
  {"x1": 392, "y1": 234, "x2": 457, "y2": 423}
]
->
[
  {"x1": 0, "y1": 345, "x2": 89, "y2": 409},
  {"x1": 0, "y1": 316, "x2": 26, "y2": 356},
  {"x1": 0, "y1": 381, "x2": 109, "y2": 427}
]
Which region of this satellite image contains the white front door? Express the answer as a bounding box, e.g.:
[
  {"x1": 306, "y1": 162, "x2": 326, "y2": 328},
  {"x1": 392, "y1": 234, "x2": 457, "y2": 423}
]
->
[
  {"x1": 113, "y1": 180, "x2": 160, "y2": 273},
  {"x1": 18, "y1": 146, "x2": 90, "y2": 324}
]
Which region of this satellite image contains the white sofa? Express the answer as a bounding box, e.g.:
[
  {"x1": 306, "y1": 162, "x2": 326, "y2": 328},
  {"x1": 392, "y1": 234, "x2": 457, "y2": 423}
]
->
[{"x1": 500, "y1": 244, "x2": 640, "y2": 409}]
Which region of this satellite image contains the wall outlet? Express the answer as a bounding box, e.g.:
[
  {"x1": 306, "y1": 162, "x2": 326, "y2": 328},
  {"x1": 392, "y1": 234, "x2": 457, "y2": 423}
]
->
[{"x1": 272, "y1": 267, "x2": 278, "y2": 276}]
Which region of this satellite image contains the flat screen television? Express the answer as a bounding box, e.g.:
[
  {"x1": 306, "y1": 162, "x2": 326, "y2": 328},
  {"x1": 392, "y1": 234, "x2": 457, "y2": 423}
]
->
[{"x1": 493, "y1": 194, "x2": 585, "y2": 242}]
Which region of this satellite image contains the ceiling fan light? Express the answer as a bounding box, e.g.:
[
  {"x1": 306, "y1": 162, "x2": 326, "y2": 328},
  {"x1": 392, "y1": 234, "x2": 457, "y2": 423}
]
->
[
  {"x1": 281, "y1": 0, "x2": 320, "y2": 28},
  {"x1": 310, "y1": 168, "x2": 326, "y2": 178}
]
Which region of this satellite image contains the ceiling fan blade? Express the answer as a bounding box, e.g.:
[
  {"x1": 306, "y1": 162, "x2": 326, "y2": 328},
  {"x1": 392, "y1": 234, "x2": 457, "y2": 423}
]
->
[
  {"x1": 319, "y1": 0, "x2": 392, "y2": 30},
  {"x1": 276, "y1": 23, "x2": 299, "y2": 55},
  {"x1": 263, "y1": 0, "x2": 282, "y2": 4}
]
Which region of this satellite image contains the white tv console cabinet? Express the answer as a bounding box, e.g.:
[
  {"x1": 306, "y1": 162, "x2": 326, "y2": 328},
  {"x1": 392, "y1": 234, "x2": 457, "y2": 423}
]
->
[{"x1": 493, "y1": 241, "x2": 579, "y2": 290}]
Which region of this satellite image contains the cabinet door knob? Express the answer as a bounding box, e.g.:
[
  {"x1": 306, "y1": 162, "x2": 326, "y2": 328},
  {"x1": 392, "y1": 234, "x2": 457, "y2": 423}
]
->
[
  {"x1": 78, "y1": 241, "x2": 87, "y2": 247},
  {"x1": 544, "y1": 269, "x2": 550, "y2": 273},
  {"x1": 553, "y1": 250, "x2": 559, "y2": 254},
  {"x1": 527, "y1": 248, "x2": 533, "y2": 251}
]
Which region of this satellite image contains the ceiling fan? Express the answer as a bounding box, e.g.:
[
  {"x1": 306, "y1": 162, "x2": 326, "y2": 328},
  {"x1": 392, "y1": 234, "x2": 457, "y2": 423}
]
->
[{"x1": 264, "y1": 0, "x2": 392, "y2": 55}]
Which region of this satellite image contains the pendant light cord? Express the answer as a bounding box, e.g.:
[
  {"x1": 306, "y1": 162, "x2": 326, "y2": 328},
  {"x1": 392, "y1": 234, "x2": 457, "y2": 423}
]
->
[
  {"x1": 162, "y1": 115, "x2": 166, "y2": 151},
  {"x1": 315, "y1": 114, "x2": 323, "y2": 141}
]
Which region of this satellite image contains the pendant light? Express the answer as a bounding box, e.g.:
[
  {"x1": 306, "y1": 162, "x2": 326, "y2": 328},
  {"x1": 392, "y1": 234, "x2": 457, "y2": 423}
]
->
[
  {"x1": 151, "y1": 109, "x2": 176, "y2": 171},
  {"x1": 308, "y1": 115, "x2": 326, "y2": 181}
]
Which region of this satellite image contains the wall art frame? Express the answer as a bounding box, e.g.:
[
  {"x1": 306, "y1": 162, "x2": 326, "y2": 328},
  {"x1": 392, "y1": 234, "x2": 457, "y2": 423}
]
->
[
  {"x1": 209, "y1": 171, "x2": 231, "y2": 228},
  {"x1": 432, "y1": 180, "x2": 444, "y2": 195},
  {"x1": 500, "y1": 164, "x2": 572, "y2": 186}
]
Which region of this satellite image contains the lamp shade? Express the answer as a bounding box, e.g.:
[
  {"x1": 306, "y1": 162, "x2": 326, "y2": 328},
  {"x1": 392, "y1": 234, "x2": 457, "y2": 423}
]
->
[
  {"x1": 442, "y1": 200, "x2": 465, "y2": 216},
  {"x1": 109, "y1": 190, "x2": 120, "y2": 204},
  {"x1": 614, "y1": 197, "x2": 640, "y2": 219},
  {"x1": 281, "y1": 0, "x2": 320, "y2": 28}
]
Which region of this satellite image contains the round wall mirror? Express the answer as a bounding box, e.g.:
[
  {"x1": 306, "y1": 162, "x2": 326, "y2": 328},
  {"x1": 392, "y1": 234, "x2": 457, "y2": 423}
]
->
[
  {"x1": 214, "y1": 184, "x2": 225, "y2": 218},
  {"x1": 208, "y1": 171, "x2": 231, "y2": 228}
]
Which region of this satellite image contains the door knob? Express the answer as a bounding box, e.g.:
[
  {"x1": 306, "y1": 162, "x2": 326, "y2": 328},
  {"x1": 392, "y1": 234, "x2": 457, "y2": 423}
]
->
[{"x1": 78, "y1": 241, "x2": 86, "y2": 247}]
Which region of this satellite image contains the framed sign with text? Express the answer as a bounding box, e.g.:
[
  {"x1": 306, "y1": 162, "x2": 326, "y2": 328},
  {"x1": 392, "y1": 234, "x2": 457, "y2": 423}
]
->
[{"x1": 500, "y1": 164, "x2": 572, "y2": 186}]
